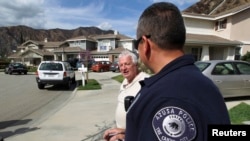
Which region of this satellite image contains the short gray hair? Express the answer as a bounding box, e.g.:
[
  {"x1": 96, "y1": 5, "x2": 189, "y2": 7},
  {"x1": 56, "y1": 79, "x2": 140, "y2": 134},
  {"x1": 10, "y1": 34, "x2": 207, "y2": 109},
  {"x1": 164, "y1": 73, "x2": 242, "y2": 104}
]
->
[{"x1": 118, "y1": 50, "x2": 138, "y2": 64}]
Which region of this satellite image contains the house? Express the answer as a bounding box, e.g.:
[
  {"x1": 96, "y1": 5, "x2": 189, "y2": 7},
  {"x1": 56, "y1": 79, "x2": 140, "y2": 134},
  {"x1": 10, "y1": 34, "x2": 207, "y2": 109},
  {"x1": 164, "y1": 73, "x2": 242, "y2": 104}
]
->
[
  {"x1": 91, "y1": 31, "x2": 135, "y2": 62},
  {"x1": 182, "y1": 0, "x2": 250, "y2": 61},
  {"x1": 8, "y1": 39, "x2": 64, "y2": 66},
  {"x1": 53, "y1": 31, "x2": 134, "y2": 66},
  {"x1": 8, "y1": 31, "x2": 135, "y2": 66}
]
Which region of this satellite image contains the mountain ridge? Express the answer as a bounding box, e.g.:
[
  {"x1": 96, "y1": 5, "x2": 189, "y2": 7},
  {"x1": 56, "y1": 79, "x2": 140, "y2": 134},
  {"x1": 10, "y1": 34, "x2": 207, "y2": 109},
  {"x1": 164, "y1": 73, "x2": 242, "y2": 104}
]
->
[
  {"x1": 0, "y1": 25, "x2": 114, "y2": 58},
  {"x1": 183, "y1": 0, "x2": 250, "y2": 15}
]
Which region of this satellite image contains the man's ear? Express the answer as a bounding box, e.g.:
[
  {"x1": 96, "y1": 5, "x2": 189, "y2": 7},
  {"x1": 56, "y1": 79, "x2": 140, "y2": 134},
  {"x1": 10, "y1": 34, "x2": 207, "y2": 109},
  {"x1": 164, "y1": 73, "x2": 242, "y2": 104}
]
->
[{"x1": 142, "y1": 36, "x2": 151, "y2": 60}]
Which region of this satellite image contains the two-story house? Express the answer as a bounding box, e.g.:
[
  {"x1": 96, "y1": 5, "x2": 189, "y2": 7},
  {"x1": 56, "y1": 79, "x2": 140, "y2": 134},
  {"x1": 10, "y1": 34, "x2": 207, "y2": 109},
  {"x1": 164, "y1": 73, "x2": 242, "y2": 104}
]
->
[
  {"x1": 182, "y1": 1, "x2": 250, "y2": 61},
  {"x1": 91, "y1": 31, "x2": 135, "y2": 62},
  {"x1": 8, "y1": 31, "x2": 135, "y2": 66},
  {"x1": 53, "y1": 31, "x2": 134, "y2": 66},
  {"x1": 8, "y1": 38, "x2": 64, "y2": 66}
]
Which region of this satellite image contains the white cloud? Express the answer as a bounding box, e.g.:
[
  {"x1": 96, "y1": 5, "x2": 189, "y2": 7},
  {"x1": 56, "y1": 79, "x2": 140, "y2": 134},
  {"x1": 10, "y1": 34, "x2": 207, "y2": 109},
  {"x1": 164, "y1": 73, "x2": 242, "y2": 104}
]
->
[
  {"x1": 0, "y1": 0, "x2": 198, "y2": 37},
  {"x1": 151, "y1": 0, "x2": 199, "y2": 9},
  {"x1": 43, "y1": 0, "x2": 108, "y2": 29},
  {"x1": 0, "y1": 0, "x2": 45, "y2": 28},
  {"x1": 98, "y1": 22, "x2": 112, "y2": 30}
]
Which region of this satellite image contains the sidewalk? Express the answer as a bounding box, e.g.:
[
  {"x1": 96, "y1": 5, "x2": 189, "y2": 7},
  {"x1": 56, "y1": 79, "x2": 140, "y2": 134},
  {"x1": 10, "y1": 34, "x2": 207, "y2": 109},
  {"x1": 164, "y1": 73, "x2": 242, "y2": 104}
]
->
[{"x1": 5, "y1": 72, "x2": 121, "y2": 141}]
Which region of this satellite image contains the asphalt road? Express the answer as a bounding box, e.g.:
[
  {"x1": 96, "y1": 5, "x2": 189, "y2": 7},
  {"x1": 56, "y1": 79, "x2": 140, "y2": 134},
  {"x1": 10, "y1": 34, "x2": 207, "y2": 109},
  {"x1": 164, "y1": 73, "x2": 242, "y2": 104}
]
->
[{"x1": 0, "y1": 72, "x2": 75, "y2": 138}]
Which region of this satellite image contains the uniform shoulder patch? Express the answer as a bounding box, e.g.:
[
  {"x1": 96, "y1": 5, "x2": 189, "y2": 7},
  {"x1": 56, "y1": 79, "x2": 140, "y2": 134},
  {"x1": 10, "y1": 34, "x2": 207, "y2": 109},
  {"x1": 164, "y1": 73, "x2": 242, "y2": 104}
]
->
[{"x1": 152, "y1": 106, "x2": 196, "y2": 141}]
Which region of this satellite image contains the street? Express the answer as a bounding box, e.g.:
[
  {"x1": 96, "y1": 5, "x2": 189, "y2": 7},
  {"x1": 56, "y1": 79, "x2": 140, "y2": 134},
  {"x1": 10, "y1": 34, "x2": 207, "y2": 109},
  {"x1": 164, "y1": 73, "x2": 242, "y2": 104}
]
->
[{"x1": 0, "y1": 72, "x2": 75, "y2": 138}]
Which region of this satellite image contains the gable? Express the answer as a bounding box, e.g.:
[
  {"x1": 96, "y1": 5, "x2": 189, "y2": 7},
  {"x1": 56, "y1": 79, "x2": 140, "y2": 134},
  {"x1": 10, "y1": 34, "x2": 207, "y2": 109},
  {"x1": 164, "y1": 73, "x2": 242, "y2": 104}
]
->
[{"x1": 22, "y1": 51, "x2": 42, "y2": 58}]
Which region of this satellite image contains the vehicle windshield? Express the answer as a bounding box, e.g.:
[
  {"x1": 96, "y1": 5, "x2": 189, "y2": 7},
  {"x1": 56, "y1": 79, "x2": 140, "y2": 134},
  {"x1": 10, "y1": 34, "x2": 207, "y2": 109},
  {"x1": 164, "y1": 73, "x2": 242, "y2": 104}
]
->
[
  {"x1": 39, "y1": 63, "x2": 63, "y2": 71},
  {"x1": 10, "y1": 63, "x2": 26, "y2": 68},
  {"x1": 194, "y1": 62, "x2": 210, "y2": 72},
  {"x1": 12, "y1": 63, "x2": 24, "y2": 67}
]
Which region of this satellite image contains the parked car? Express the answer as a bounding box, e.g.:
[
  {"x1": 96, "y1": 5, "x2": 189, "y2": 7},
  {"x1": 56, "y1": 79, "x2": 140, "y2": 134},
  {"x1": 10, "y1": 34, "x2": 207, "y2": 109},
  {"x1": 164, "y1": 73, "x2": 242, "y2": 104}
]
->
[
  {"x1": 5, "y1": 62, "x2": 28, "y2": 75},
  {"x1": 91, "y1": 61, "x2": 111, "y2": 72},
  {"x1": 36, "y1": 61, "x2": 75, "y2": 89},
  {"x1": 109, "y1": 61, "x2": 120, "y2": 72},
  {"x1": 194, "y1": 60, "x2": 250, "y2": 98},
  {"x1": 76, "y1": 60, "x2": 95, "y2": 70}
]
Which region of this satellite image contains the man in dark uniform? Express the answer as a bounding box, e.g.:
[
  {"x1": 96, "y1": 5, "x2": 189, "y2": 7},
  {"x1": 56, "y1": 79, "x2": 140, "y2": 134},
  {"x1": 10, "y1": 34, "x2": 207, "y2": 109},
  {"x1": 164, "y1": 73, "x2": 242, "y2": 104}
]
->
[{"x1": 125, "y1": 2, "x2": 230, "y2": 141}]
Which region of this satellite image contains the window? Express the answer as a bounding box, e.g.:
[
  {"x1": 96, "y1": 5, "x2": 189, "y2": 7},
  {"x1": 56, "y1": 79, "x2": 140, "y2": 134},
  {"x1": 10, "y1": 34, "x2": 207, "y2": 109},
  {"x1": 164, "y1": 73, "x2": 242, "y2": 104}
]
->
[
  {"x1": 39, "y1": 63, "x2": 63, "y2": 71},
  {"x1": 215, "y1": 19, "x2": 227, "y2": 30},
  {"x1": 234, "y1": 47, "x2": 241, "y2": 60},
  {"x1": 99, "y1": 40, "x2": 111, "y2": 51},
  {"x1": 236, "y1": 63, "x2": 250, "y2": 74},
  {"x1": 212, "y1": 63, "x2": 234, "y2": 75},
  {"x1": 100, "y1": 46, "x2": 107, "y2": 51},
  {"x1": 195, "y1": 62, "x2": 210, "y2": 72},
  {"x1": 191, "y1": 48, "x2": 202, "y2": 61}
]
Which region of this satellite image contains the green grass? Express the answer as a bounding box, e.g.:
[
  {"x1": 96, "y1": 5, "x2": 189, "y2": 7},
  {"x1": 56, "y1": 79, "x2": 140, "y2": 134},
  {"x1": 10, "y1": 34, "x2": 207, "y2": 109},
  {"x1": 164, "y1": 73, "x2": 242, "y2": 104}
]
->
[
  {"x1": 228, "y1": 102, "x2": 250, "y2": 124},
  {"x1": 77, "y1": 74, "x2": 123, "y2": 90},
  {"x1": 77, "y1": 79, "x2": 101, "y2": 90},
  {"x1": 112, "y1": 74, "x2": 124, "y2": 83}
]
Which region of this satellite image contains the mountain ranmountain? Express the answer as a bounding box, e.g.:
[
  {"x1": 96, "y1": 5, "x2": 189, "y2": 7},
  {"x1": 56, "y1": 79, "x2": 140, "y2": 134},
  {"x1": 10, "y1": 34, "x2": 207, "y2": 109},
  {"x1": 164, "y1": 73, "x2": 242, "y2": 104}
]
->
[
  {"x1": 183, "y1": 0, "x2": 250, "y2": 15},
  {"x1": 0, "y1": 25, "x2": 114, "y2": 57}
]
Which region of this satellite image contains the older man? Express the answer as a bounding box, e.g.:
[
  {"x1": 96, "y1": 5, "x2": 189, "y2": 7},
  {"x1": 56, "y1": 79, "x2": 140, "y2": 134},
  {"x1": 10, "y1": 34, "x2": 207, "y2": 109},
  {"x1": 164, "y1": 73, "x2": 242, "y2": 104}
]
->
[{"x1": 103, "y1": 50, "x2": 150, "y2": 141}]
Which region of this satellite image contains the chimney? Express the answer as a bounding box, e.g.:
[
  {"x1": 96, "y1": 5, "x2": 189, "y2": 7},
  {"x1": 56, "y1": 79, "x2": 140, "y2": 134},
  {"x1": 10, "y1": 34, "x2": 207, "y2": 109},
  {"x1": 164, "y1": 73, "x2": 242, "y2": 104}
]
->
[{"x1": 114, "y1": 30, "x2": 119, "y2": 35}]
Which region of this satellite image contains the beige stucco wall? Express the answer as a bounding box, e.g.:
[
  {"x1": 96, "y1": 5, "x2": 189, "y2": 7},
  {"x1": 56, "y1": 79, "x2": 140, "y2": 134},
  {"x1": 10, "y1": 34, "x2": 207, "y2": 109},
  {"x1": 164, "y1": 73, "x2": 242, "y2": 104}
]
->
[
  {"x1": 213, "y1": 17, "x2": 232, "y2": 39},
  {"x1": 119, "y1": 41, "x2": 133, "y2": 51},
  {"x1": 184, "y1": 17, "x2": 214, "y2": 35},
  {"x1": 230, "y1": 8, "x2": 250, "y2": 56},
  {"x1": 230, "y1": 8, "x2": 250, "y2": 41}
]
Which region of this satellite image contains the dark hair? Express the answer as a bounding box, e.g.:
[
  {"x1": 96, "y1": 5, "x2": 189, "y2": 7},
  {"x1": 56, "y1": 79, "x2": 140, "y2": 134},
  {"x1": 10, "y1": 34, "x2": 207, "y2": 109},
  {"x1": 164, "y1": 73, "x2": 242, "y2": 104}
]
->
[{"x1": 137, "y1": 2, "x2": 186, "y2": 50}]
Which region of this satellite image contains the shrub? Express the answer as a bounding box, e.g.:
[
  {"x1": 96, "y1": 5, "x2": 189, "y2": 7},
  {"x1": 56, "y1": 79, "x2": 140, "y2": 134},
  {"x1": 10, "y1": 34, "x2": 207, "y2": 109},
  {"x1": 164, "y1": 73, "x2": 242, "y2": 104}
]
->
[
  {"x1": 241, "y1": 51, "x2": 250, "y2": 62},
  {"x1": 28, "y1": 66, "x2": 38, "y2": 72}
]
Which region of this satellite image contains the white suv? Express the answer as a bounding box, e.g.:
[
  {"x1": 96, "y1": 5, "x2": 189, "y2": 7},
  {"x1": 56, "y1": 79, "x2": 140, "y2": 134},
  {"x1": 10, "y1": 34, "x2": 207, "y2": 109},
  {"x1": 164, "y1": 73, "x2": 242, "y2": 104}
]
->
[{"x1": 36, "y1": 61, "x2": 76, "y2": 89}]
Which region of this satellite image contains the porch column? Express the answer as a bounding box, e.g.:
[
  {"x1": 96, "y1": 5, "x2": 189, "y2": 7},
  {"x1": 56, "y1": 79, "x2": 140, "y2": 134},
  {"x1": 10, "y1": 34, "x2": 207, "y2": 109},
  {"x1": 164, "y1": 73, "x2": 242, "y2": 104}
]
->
[
  {"x1": 22, "y1": 57, "x2": 25, "y2": 64},
  {"x1": 54, "y1": 54, "x2": 58, "y2": 61},
  {"x1": 62, "y1": 53, "x2": 65, "y2": 61},
  {"x1": 225, "y1": 47, "x2": 235, "y2": 60},
  {"x1": 201, "y1": 45, "x2": 210, "y2": 61}
]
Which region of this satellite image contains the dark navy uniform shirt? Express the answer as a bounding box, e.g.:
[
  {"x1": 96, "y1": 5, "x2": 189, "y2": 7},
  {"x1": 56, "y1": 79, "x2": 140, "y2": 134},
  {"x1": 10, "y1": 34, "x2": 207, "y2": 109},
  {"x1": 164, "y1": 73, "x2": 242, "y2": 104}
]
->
[{"x1": 125, "y1": 55, "x2": 230, "y2": 141}]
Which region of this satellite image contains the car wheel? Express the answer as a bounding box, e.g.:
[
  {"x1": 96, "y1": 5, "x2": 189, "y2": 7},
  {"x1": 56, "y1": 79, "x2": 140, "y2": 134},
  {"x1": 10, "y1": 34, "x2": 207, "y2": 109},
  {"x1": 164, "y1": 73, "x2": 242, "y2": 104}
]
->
[
  {"x1": 72, "y1": 76, "x2": 76, "y2": 84},
  {"x1": 9, "y1": 70, "x2": 12, "y2": 75},
  {"x1": 65, "y1": 81, "x2": 71, "y2": 89},
  {"x1": 24, "y1": 72, "x2": 27, "y2": 75},
  {"x1": 38, "y1": 83, "x2": 45, "y2": 89}
]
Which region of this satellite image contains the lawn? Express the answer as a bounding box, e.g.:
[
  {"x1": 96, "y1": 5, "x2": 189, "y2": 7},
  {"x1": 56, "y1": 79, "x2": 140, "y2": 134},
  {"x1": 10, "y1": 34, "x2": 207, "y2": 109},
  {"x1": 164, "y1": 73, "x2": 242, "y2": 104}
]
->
[
  {"x1": 77, "y1": 79, "x2": 101, "y2": 90},
  {"x1": 228, "y1": 102, "x2": 250, "y2": 124},
  {"x1": 111, "y1": 74, "x2": 124, "y2": 83}
]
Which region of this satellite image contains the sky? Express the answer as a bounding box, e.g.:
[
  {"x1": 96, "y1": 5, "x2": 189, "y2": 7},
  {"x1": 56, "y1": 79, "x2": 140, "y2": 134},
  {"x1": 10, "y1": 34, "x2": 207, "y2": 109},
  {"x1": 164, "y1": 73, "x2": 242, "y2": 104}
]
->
[{"x1": 0, "y1": 0, "x2": 199, "y2": 38}]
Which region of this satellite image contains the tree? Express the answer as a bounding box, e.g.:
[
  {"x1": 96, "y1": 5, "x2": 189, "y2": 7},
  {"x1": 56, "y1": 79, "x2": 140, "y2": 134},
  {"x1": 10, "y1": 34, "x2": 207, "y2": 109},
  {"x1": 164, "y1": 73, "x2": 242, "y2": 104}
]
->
[
  {"x1": 241, "y1": 51, "x2": 250, "y2": 62},
  {"x1": 79, "y1": 50, "x2": 92, "y2": 82}
]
